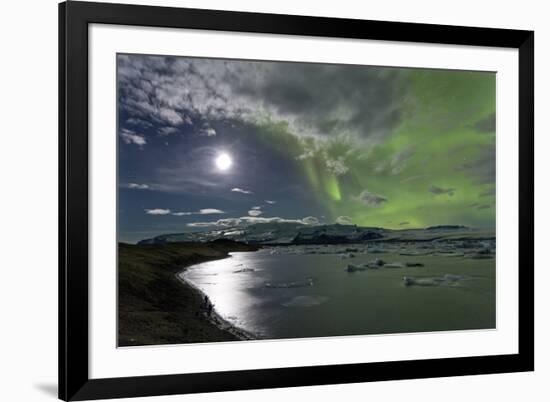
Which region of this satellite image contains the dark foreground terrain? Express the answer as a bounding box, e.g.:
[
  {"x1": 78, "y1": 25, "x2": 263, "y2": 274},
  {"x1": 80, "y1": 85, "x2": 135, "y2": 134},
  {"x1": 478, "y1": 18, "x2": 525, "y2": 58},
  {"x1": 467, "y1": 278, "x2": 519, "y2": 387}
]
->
[{"x1": 118, "y1": 239, "x2": 259, "y2": 346}]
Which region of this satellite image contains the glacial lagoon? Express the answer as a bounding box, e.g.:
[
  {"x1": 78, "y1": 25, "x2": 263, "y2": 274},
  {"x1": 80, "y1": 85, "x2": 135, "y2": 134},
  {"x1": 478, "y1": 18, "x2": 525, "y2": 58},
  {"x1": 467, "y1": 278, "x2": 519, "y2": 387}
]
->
[{"x1": 179, "y1": 242, "x2": 496, "y2": 340}]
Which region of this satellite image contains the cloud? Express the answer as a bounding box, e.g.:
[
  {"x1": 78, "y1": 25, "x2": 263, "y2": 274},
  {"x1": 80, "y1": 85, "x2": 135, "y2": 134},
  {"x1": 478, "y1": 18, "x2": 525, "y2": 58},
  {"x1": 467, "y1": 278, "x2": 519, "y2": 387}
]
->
[
  {"x1": 120, "y1": 129, "x2": 146, "y2": 146},
  {"x1": 479, "y1": 187, "x2": 495, "y2": 198},
  {"x1": 301, "y1": 216, "x2": 320, "y2": 225},
  {"x1": 159, "y1": 108, "x2": 184, "y2": 125},
  {"x1": 231, "y1": 187, "x2": 253, "y2": 194},
  {"x1": 126, "y1": 183, "x2": 150, "y2": 190},
  {"x1": 186, "y1": 221, "x2": 223, "y2": 228},
  {"x1": 473, "y1": 112, "x2": 496, "y2": 133},
  {"x1": 336, "y1": 216, "x2": 353, "y2": 225},
  {"x1": 145, "y1": 208, "x2": 171, "y2": 215},
  {"x1": 187, "y1": 216, "x2": 319, "y2": 228},
  {"x1": 192, "y1": 218, "x2": 242, "y2": 227},
  {"x1": 374, "y1": 146, "x2": 415, "y2": 175},
  {"x1": 172, "y1": 208, "x2": 225, "y2": 216},
  {"x1": 428, "y1": 185, "x2": 455, "y2": 196},
  {"x1": 265, "y1": 200, "x2": 276, "y2": 204},
  {"x1": 454, "y1": 145, "x2": 495, "y2": 184},
  {"x1": 401, "y1": 174, "x2": 427, "y2": 183},
  {"x1": 248, "y1": 209, "x2": 262, "y2": 217},
  {"x1": 355, "y1": 189, "x2": 388, "y2": 207},
  {"x1": 200, "y1": 127, "x2": 217, "y2": 137},
  {"x1": 325, "y1": 158, "x2": 349, "y2": 176},
  {"x1": 158, "y1": 126, "x2": 178, "y2": 135},
  {"x1": 117, "y1": 54, "x2": 409, "y2": 147},
  {"x1": 126, "y1": 117, "x2": 153, "y2": 128},
  {"x1": 199, "y1": 208, "x2": 225, "y2": 214},
  {"x1": 296, "y1": 150, "x2": 315, "y2": 160},
  {"x1": 390, "y1": 146, "x2": 415, "y2": 174},
  {"x1": 251, "y1": 206, "x2": 262, "y2": 210}
]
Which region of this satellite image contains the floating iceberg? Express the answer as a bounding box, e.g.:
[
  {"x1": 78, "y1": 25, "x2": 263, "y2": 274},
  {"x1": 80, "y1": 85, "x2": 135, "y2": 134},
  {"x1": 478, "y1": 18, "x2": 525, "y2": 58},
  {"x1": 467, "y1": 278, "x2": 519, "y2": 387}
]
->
[
  {"x1": 399, "y1": 251, "x2": 433, "y2": 256},
  {"x1": 345, "y1": 259, "x2": 385, "y2": 272},
  {"x1": 282, "y1": 295, "x2": 328, "y2": 307},
  {"x1": 265, "y1": 278, "x2": 314, "y2": 288},
  {"x1": 403, "y1": 274, "x2": 466, "y2": 287},
  {"x1": 346, "y1": 264, "x2": 369, "y2": 272},
  {"x1": 384, "y1": 263, "x2": 405, "y2": 268},
  {"x1": 339, "y1": 252, "x2": 356, "y2": 259},
  {"x1": 433, "y1": 251, "x2": 464, "y2": 257}
]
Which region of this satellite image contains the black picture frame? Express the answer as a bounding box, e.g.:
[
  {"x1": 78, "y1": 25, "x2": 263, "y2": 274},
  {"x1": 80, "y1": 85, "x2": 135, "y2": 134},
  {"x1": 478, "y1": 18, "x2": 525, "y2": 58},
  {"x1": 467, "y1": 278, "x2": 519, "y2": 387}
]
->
[{"x1": 59, "y1": 1, "x2": 534, "y2": 400}]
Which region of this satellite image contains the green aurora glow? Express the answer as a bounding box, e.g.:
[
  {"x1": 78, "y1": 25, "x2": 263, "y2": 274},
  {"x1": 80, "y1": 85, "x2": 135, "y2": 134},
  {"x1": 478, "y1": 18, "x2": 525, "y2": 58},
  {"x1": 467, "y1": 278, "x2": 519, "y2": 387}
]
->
[
  {"x1": 118, "y1": 55, "x2": 496, "y2": 239},
  {"x1": 253, "y1": 69, "x2": 495, "y2": 229}
]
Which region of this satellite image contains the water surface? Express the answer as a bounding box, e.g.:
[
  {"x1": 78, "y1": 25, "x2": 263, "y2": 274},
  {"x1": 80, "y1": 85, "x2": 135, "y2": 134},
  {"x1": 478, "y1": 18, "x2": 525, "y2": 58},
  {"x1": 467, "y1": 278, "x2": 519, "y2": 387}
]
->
[{"x1": 179, "y1": 245, "x2": 495, "y2": 340}]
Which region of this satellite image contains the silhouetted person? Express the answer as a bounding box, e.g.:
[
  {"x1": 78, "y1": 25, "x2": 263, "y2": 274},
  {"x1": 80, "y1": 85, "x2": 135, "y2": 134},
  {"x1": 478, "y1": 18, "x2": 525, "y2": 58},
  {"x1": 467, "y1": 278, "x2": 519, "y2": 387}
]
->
[{"x1": 202, "y1": 295, "x2": 210, "y2": 310}]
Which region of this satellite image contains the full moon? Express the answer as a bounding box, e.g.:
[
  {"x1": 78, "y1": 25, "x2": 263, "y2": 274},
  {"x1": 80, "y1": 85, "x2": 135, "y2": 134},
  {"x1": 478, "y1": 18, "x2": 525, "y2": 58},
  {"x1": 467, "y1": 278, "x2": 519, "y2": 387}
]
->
[{"x1": 215, "y1": 153, "x2": 232, "y2": 171}]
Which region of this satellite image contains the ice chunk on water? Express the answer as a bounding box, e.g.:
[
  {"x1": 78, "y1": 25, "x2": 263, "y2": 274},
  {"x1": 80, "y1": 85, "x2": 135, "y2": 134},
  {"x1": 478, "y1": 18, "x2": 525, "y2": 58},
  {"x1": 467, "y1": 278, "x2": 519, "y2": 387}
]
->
[
  {"x1": 403, "y1": 274, "x2": 466, "y2": 287},
  {"x1": 346, "y1": 264, "x2": 368, "y2": 272},
  {"x1": 405, "y1": 262, "x2": 424, "y2": 267},
  {"x1": 339, "y1": 252, "x2": 355, "y2": 259},
  {"x1": 282, "y1": 295, "x2": 328, "y2": 307},
  {"x1": 265, "y1": 278, "x2": 314, "y2": 288},
  {"x1": 384, "y1": 263, "x2": 405, "y2": 268}
]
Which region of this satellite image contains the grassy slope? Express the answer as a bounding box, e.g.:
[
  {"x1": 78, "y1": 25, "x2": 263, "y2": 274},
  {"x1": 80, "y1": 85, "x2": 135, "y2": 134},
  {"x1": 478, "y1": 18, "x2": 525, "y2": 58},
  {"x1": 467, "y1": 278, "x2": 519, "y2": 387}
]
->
[{"x1": 118, "y1": 239, "x2": 259, "y2": 346}]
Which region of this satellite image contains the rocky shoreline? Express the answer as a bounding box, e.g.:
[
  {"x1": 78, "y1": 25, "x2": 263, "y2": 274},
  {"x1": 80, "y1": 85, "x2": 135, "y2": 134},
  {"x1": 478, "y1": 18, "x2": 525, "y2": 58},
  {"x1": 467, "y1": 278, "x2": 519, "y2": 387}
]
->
[
  {"x1": 118, "y1": 240, "x2": 259, "y2": 347},
  {"x1": 175, "y1": 268, "x2": 257, "y2": 341}
]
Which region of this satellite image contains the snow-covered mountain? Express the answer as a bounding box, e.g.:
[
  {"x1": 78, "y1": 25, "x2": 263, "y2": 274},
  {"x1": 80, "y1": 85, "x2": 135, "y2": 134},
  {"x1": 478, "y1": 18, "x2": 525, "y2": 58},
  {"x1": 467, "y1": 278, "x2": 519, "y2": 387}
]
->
[{"x1": 137, "y1": 223, "x2": 495, "y2": 245}]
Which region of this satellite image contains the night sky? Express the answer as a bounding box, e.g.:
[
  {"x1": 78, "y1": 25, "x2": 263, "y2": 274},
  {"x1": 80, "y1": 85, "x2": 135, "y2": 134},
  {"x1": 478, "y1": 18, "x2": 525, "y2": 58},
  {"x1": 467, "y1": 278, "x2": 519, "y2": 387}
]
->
[{"x1": 117, "y1": 54, "x2": 496, "y2": 244}]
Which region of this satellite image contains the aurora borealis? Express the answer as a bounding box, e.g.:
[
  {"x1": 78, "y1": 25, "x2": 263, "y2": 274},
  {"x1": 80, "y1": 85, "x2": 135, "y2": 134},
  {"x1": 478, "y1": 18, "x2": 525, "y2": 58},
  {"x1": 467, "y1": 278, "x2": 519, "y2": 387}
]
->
[{"x1": 117, "y1": 54, "x2": 496, "y2": 244}]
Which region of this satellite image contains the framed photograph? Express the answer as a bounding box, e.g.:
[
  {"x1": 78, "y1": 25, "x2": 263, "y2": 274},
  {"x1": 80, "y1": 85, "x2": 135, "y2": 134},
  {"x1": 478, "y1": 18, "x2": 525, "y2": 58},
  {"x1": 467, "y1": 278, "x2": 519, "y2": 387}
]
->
[{"x1": 59, "y1": 1, "x2": 534, "y2": 400}]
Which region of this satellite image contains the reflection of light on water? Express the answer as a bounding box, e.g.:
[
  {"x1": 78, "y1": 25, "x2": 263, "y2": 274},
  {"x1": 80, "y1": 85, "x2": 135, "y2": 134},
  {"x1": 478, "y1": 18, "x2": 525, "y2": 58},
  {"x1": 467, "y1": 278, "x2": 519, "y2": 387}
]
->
[{"x1": 182, "y1": 252, "x2": 264, "y2": 332}]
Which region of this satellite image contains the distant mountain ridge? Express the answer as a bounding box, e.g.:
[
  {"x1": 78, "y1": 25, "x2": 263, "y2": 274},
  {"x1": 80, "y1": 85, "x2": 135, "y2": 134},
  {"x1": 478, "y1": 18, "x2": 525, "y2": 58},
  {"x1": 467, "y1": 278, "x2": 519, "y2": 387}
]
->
[{"x1": 137, "y1": 223, "x2": 495, "y2": 246}]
